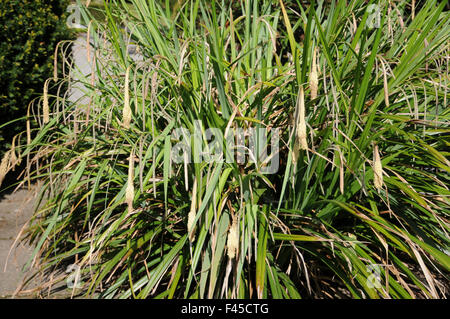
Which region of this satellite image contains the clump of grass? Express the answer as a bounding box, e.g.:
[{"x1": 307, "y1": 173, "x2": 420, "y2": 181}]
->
[{"x1": 4, "y1": 0, "x2": 450, "y2": 299}]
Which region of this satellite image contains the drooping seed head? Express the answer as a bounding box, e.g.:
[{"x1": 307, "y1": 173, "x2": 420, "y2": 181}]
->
[
  {"x1": 87, "y1": 22, "x2": 91, "y2": 63},
  {"x1": 43, "y1": 79, "x2": 50, "y2": 124},
  {"x1": 0, "y1": 150, "x2": 10, "y2": 187},
  {"x1": 10, "y1": 138, "x2": 18, "y2": 169},
  {"x1": 227, "y1": 217, "x2": 239, "y2": 260},
  {"x1": 123, "y1": 66, "x2": 132, "y2": 129},
  {"x1": 373, "y1": 144, "x2": 383, "y2": 189},
  {"x1": 292, "y1": 87, "x2": 308, "y2": 165},
  {"x1": 53, "y1": 44, "x2": 59, "y2": 81},
  {"x1": 187, "y1": 209, "x2": 196, "y2": 241},
  {"x1": 296, "y1": 87, "x2": 308, "y2": 150}
]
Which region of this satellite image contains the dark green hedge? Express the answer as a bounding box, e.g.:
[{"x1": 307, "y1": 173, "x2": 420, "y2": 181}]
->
[{"x1": 0, "y1": 0, "x2": 73, "y2": 152}]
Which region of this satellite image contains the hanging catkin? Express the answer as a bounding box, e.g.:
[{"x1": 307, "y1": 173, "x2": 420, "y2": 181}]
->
[
  {"x1": 0, "y1": 150, "x2": 10, "y2": 187},
  {"x1": 310, "y1": 48, "x2": 318, "y2": 100},
  {"x1": 227, "y1": 216, "x2": 239, "y2": 259},
  {"x1": 126, "y1": 150, "x2": 135, "y2": 213},
  {"x1": 293, "y1": 87, "x2": 308, "y2": 165},
  {"x1": 53, "y1": 43, "x2": 59, "y2": 81},
  {"x1": 297, "y1": 87, "x2": 308, "y2": 149},
  {"x1": 26, "y1": 106, "x2": 31, "y2": 145},
  {"x1": 43, "y1": 79, "x2": 50, "y2": 124},
  {"x1": 87, "y1": 22, "x2": 91, "y2": 63},
  {"x1": 123, "y1": 66, "x2": 132, "y2": 128},
  {"x1": 10, "y1": 137, "x2": 18, "y2": 169},
  {"x1": 373, "y1": 144, "x2": 383, "y2": 189}
]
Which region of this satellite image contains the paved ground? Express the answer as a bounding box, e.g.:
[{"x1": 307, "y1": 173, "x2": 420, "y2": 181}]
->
[{"x1": 0, "y1": 187, "x2": 38, "y2": 298}]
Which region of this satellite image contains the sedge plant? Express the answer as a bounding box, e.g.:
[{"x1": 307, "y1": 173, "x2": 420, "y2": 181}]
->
[{"x1": 2, "y1": 0, "x2": 449, "y2": 298}]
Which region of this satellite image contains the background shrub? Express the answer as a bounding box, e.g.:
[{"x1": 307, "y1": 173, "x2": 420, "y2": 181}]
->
[{"x1": 0, "y1": 0, "x2": 72, "y2": 155}]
